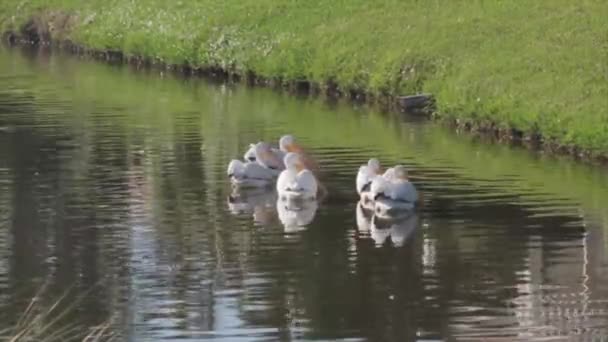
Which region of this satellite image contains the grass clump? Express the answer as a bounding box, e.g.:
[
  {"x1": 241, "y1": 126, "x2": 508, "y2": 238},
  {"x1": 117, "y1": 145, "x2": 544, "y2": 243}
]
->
[
  {"x1": 0, "y1": 284, "x2": 116, "y2": 342},
  {"x1": 1, "y1": 0, "x2": 607, "y2": 153}
]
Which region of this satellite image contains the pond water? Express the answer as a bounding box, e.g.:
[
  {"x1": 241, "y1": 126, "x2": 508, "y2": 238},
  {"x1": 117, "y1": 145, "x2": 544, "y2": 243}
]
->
[{"x1": 1, "y1": 46, "x2": 608, "y2": 341}]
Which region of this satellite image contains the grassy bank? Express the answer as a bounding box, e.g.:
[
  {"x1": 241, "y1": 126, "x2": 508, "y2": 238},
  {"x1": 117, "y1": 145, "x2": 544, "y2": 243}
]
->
[{"x1": 1, "y1": 0, "x2": 607, "y2": 155}]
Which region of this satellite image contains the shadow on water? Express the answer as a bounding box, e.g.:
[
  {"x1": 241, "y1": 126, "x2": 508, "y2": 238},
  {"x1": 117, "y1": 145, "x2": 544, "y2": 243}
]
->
[{"x1": 1, "y1": 46, "x2": 608, "y2": 341}]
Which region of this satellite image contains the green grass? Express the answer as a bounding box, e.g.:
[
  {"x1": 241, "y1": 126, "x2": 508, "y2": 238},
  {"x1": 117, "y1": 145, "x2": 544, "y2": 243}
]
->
[{"x1": 1, "y1": 0, "x2": 607, "y2": 152}]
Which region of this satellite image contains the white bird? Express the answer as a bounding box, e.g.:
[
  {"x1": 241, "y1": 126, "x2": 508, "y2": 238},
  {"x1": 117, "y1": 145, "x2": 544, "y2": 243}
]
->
[
  {"x1": 274, "y1": 135, "x2": 321, "y2": 174},
  {"x1": 243, "y1": 143, "x2": 258, "y2": 162},
  {"x1": 227, "y1": 142, "x2": 281, "y2": 187},
  {"x1": 276, "y1": 152, "x2": 318, "y2": 200},
  {"x1": 242, "y1": 135, "x2": 299, "y2": 169},
  {"x1": 278, "y1": 134, "x2": 297, "y2": 154},
  {"x1": 356, "y1": 158, "x2": 382, "y2": 208},
  {"x1": 370, "y1": 165, "x2": 418, "y2": 218},
  {"x1": 382, "y1": 167, "x2": 396, "y2": 181}
]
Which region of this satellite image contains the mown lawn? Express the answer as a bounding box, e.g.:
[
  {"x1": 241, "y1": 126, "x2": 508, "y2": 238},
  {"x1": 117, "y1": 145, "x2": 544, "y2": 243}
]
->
[{"x1": 2, "y1": 0, "x2": 607, "y2": 152}]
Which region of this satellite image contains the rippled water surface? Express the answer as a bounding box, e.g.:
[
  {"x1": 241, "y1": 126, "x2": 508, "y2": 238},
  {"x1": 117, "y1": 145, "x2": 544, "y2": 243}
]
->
[{"x1": 1, "y1": 47, "x2": 608, "y2": 341}]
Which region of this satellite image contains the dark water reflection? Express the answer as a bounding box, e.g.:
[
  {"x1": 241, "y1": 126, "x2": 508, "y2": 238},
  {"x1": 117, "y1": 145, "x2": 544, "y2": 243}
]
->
[{"x1": 1, "y1": 46, "x2": 608, "y2": 341}]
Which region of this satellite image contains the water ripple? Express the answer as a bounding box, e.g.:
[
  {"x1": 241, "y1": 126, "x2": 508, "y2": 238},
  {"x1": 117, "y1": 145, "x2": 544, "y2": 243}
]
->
[{"x1": 0, "y1": 47, "x2": 607, "y2": 341}]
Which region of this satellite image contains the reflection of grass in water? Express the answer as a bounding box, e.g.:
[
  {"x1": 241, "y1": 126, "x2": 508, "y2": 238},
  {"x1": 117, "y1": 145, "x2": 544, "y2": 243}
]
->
[
  {"x1": 1, "y1": 47, "x2": 607, "y2": 218},
  {"x1": 0, "y1": 284, "x2": 115, "y2": 342}
]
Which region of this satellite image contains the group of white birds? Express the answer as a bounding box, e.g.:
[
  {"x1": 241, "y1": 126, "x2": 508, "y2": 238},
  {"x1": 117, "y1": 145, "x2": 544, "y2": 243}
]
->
[
  {"x1": 227, "y1": 134, "x2": 419, "y2": 222},
  {"x1": 355, "y1": 158, "x2": 419, "y2": 218},
  {"x1": 227, "y1": 135, "x2": 318, "y2": 200}
]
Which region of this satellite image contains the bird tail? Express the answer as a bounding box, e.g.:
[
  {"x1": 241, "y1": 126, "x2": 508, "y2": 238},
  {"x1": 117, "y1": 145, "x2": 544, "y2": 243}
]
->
[{"x1": 227, "y1": 160, "x2": 245, "y2": 177}]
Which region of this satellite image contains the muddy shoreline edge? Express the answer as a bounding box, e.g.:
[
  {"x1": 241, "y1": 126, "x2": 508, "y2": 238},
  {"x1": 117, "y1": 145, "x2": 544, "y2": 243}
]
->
[{"x1": 3, "y1": 15, "x2": 607, "y2": 166}]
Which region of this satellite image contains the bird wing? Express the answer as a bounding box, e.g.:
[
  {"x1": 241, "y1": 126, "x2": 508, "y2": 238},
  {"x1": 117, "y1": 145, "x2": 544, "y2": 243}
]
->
[
  {"x1": 257, "y1": 149, "x2": 284, "y2": 170},
  {"x1": 356, "y1": 165, "x2": 373, "y2": 194},
  {"x1": 277, "y1": 170, "x2": 296, "y2": 192},
  {"x1": 296, "y1": 169, "x2": 318, "y2": 194},
  {"x1": 390, "y1": 181, "x2": 418, "y2": 203},
  {"x1": 272, "y1": 148, "x2": 286, "y2": 165},
  {"x1": 243, "y1": 162, "x2": 277, "y2": 180},
  {"x1": 227, "y1": 159, "x2": 245, "y2": 177},
  {"x1": 382, "y1": 167, "x2": 396, "y2": 181},
  {"x1": 290, "y1": 144, "x2": 319, "y2": 173},
  {"x1": 370, "y1": 175, "x2": 389, "y2": 198}
]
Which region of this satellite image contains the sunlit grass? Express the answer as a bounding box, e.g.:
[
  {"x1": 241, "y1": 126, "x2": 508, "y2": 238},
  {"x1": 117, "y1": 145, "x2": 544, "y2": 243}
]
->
[{"x1": 0, "y1": 0, "x2": 607, "y2": 152}]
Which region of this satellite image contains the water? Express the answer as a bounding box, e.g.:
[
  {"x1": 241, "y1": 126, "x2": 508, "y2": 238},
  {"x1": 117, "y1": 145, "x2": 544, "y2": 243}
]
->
[{"x1": 1, "y1": 46, "x2": 608, "y2": 341}]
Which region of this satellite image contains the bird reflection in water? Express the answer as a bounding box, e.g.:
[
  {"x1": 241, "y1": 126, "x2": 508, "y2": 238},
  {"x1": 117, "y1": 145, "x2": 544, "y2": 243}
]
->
[
  {"x1": 277, "y1": 198, "x2": 318, "y2": 233},
  {"x1": 227, "y1": 188, "x2": 278, "y2": 225},
  {"x1": 356, "y1": 201, "x2": 418, "y2": 247}
]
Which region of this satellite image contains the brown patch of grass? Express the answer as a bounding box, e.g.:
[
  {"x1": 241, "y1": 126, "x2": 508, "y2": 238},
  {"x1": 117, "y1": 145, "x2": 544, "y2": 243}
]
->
[{"x1": 16, "y1": 10, "x2": 76, "y2": 43}]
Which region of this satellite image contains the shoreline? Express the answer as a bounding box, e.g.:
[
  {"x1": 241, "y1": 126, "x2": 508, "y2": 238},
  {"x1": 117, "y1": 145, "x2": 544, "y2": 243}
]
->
[{"x1": 2, "y1": 9, "x2": 607, "y2": 165}]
